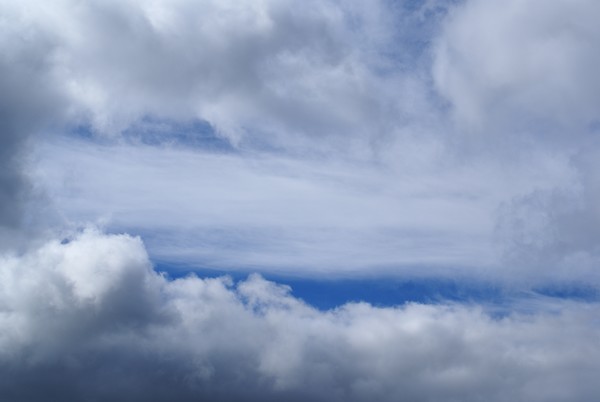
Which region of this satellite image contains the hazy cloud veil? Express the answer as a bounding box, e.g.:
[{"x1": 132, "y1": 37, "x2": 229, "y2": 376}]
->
[{"x1": 1, "y1": 0, "x2": 600, "y2": 401}]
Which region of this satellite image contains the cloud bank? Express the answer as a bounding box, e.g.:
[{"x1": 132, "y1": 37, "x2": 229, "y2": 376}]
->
[{"x1": 1, "y1": 230, "x2": 599, "y2": 402}]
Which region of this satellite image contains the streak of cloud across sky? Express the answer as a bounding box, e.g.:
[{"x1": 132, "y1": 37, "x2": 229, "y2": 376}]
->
[{"x1": 2, "y1": 0, "x2": 600, "y2": 401}]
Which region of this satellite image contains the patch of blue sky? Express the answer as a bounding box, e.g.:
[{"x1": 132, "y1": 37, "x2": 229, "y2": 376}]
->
[
  {"x1": 371, "y1": 0, "x2": 459, "y2": 74},
  {"x1": 65, "y1": 116, "x2": 310, "y2": 158},
  {"x1": 156, "y1": 262, "x2": 600, "y2": 311},
  {"x1": 532, "y1": 284, "x2": 600, "y2": 302},
  {"x1": 67, "y1": 116, "x2": 235, "y2": 153},
  {"x1": 68, "y1": 123, "x2": 96, "y2": 141}
]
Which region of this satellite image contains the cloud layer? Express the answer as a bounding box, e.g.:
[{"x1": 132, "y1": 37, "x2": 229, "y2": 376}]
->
[
  {"x1": 3, "y1": 0, "x2": 594, "y2": 282},
  {"x1": 1, "y1": 230, "x2": 599, "y2": 402},
  {"x1": 2, "y1": 0, "x2": 420, "y2": 146}
]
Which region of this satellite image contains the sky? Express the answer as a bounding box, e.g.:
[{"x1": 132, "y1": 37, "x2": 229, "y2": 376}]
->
[{"x1": 2, "y1": 0, "x2": 600, "y2": 400}]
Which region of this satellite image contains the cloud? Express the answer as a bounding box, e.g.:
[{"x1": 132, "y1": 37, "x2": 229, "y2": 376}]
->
[
  {"x1": 0, "y1": 229, "x2": 599, "y2": 401},
  {"x1": 494, "y1": 143, "x2": 600, "y2": 284},
  {"x1": 0, "y1": 0, "x2": 445, "y2": 245},
  {"x1": 0, "y1": 0, "x2": 446, "y2": 264},
  {"x1": 0, "y1": 4, "x2": 68, "y2": 236},
  {"x1": 433, "y1": 0, "x2": 600, "y2": 137},
  {"x1": 0, "y1": 0, "x2": 596, "y2": 284},
  {"x1": 32, "y1": 134, "x2": 579, "y2": 279},
  {"x1": 0, "y1": 0, "x2": 429, "y2": 151},
  {"x1": 432, "y1": 0, "x2": 600, "y2": 280}
]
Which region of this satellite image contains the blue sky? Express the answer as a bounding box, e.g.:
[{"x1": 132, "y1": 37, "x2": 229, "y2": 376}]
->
[{"x1": 2, "y1": 0, "x2": 600, "y2": 401}]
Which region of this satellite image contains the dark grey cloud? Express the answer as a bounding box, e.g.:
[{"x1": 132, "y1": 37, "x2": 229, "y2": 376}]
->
[
  {"x1": 0, "y1": 39, "x2": 42, "y2": 227},
  {"x1": 0, "y1": 13, "x2": 69, "y2": 247}
]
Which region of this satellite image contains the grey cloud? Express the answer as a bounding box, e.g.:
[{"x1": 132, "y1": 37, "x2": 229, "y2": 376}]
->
[
  {"x1": 5, "y1": 0, "x2": 600, "y2": 284},
  {"x1": 495, "y1": 142, "x2": 600, "y2": 284},
  {"x1": 433, "y1": 0, "x2": 600, "y2": 280},
  {"x1": 434, "y1": 0, "x2": 600, "y2": 139},
  {"x1": 1, "y1": 230, "x2": 600, "y2": 401},
  {"x1": 0, "y1": 0, "x2": 440, "y2": 245},
  {"x1": 0, "y1": 0, "x2": 425, "y2": 152},
  {"x1": 0, "y1": 9, "x2": 69, "y2": 243}
]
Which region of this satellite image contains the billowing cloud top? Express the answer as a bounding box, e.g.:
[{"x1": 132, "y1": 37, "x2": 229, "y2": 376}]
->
[{"x1": 2, "y1": 0, "x2": 600, "y2": 400}]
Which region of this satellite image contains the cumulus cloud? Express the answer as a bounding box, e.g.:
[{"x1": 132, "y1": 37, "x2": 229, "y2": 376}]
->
[
  {"x1": 1, "y1": 229, "x2": 599, "y2": 402},
  {"x1": 434, "y1": 0, "x2": 600, "y2": 137},
  {"x1": 0, "y1": 0, "x2": 428, "y2": 152}
]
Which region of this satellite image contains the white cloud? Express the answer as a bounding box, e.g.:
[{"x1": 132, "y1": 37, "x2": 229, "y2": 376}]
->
[
  {"x1": 31, "y1": 135, "x2": 577, "y2": 278},
  {"x1": 0, "y1": 0, "x2": 419, "y2": 151},
  {"x1": 1, "y1": 229, "x2": 600, "y2": 401},
  {"x1": 434, "y1": 0, "x2": 600, "y2": 136},
  {"x1": 432, "y1": 0, "x2": 600, "y2": 280},
  {"x1": 0, "y1": 0, "x2": 441, "y2": 262}
]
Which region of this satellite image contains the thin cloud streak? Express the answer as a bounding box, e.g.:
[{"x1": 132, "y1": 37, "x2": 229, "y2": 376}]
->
[{"x1": 32, "y1": 136, "x2": 573, "y2": 278}]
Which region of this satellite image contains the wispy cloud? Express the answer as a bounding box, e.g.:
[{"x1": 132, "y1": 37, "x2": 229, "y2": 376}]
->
[{"x1": 32, "y1": 134, "x2": 575, "y2": 279}]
